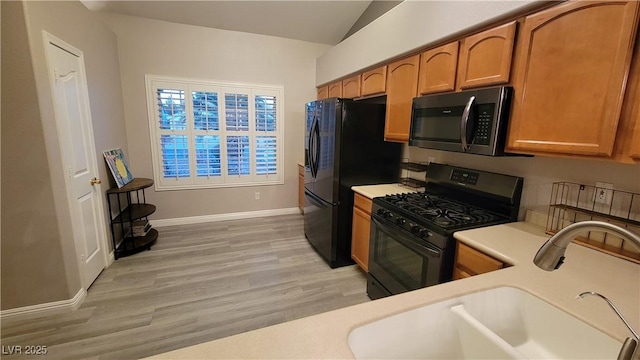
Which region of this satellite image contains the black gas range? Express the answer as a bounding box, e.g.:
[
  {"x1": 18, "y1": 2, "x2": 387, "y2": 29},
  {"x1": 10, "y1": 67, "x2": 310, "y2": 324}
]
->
[{"x1": 366, "y1": 163, "x2": 523, "y2": 299}]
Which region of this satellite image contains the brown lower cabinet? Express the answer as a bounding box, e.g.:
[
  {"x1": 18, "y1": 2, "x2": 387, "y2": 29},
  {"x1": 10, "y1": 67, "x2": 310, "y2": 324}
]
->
[
  {"x1": 453, "y1": 242, "x2": 507, "y2": 280},
  {"x1": 298, "y1": 164, "x2": 304, "y2": 214},
  {"x1": 351, "y1": 193, "x2": 373, "y2": 271}
]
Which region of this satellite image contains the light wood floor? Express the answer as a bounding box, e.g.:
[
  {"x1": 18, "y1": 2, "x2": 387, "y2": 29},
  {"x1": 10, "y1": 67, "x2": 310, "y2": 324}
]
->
[{"x1": 1, "y1": 214, "x2": 369, "y2": 359}]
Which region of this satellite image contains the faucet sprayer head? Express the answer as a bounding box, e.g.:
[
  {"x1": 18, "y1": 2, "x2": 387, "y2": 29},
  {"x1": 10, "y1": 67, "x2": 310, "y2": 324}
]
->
[
  {"x1": 533, "y1": 239, "x2": 566, "y2": 271},
  {"x1": 534, "y1": 221, "x2": 640, "y2": 272}
]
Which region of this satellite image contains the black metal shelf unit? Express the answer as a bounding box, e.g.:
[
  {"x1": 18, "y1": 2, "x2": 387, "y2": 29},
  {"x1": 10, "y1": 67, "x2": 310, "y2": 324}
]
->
[{"x1": 106, "y1": 178, "x2": 157, "y2": 259}]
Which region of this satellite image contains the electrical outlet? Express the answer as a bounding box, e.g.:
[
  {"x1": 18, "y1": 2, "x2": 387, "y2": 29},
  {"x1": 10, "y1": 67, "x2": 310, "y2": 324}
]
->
[
  {"x1": 255, "y1": 192, "x2": 260, "y2": 200},
  {"x1": 594, "y1": 182, "x2": 613, "y2": 206}
]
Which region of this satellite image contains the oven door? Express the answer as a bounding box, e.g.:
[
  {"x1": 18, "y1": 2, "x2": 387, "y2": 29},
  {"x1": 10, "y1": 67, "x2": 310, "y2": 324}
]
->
[{"x1": 368, "y1": 214, "x2": 444, "y2": 297}]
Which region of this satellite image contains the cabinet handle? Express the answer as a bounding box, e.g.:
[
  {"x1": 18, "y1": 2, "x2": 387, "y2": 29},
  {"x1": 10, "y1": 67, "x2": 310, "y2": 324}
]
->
[{"x1": 90, "y1": 177, "x2": 102, "y2": 185}]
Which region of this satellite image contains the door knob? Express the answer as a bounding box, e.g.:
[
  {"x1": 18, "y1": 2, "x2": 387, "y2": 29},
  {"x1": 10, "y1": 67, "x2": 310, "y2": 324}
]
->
[{"x1": 90, "y1": 177, "x2": 102, "y2": 185}]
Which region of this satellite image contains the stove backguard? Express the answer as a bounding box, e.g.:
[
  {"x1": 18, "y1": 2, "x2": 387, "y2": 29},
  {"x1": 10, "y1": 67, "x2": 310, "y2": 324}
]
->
[{"x1": 423, "y1": 162, "x2": 523, "y2": 221}]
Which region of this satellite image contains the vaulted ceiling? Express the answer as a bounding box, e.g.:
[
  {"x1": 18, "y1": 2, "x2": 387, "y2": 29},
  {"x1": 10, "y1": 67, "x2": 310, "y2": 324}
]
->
[{"x1": 82, "y1": 1, "x2": 402, "y2": 45}]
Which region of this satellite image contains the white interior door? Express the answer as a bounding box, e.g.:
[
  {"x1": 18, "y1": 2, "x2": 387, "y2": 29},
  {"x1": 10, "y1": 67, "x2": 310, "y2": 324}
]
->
[{"x1": 44, "y1": 33, "x2": 107, "y2": 289}]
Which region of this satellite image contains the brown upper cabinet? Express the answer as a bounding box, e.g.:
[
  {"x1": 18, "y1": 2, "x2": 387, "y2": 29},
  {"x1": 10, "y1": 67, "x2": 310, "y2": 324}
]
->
[
  {"x1": 384, "y1": 55, "x2": 420, "y2": 142},
  {"x1": 361, "y1": 66, "x2": 387, "y2": 96},
  {"x1": 614, "y1": 28, "x2": 640, "y2": 162},
  {"x1": 457, "y1": 21, "x2": 517, "y2": 90},
  {"x1": 317, "y1": 86, "x2": 328, "y2": 100},
  {"x1": 418, "y1": 41, "x2": 460, "y2": 95},
  {"x1": 507, "y1": 1, "x2": 640, "y2": 157},
  {"x1": 630, "y1": 120, "x2": 640, "y2": 159},
  {"x1": 342, "y1": 74, "x2": 361, "y2": 99},
  {"x1": 328, "y1": 81, "x2": 342, "y2": 98},
  {"x1": 630, "y1": 68, "x2": 640, "y2": 159}
]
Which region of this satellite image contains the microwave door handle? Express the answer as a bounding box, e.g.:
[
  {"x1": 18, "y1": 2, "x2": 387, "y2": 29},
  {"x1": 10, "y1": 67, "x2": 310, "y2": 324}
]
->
[{"x1": 460, "y1": 95, "x2": 475, "y2": 151}]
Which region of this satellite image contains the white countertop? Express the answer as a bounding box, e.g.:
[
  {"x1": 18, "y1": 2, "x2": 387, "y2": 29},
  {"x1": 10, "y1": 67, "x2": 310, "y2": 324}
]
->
[
  {"x1": 148, "y1": 220, "x2": 640, "y2": 359},
  {"x1": 351, "y1": 183, "x2": 419, "y2": 199}
]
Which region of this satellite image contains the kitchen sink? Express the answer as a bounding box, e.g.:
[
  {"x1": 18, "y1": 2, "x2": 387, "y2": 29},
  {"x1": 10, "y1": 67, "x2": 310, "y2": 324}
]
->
[{"x1": 348, "y1": 286, "x2": 621, "y2": 359}]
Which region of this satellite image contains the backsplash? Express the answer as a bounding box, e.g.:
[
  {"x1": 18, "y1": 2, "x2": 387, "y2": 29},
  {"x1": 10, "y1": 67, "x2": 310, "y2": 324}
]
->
[{"x1": 404, "y1": 146, "x2": 640, "y2": 220}]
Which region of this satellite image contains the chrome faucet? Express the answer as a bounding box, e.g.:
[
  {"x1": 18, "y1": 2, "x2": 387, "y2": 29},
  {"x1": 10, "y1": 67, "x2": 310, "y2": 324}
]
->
[
  {"x1": 534, "y1": 220, "x2": 640, "y2": 271},
  {"x1": 533, "y1": 220, "x2": 640, "y2": 360}
]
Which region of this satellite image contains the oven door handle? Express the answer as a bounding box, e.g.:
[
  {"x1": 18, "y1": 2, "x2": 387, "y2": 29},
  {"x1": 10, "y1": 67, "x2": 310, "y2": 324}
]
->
[{"x1": 371, "y1": 216, "x2": 441, "y2": 257}]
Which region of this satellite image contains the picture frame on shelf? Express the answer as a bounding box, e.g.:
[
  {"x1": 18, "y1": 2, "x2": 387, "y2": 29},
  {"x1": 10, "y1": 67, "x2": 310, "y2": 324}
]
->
[{"x1": 103, "y1": 148, "x2": 134, "y2": 188}]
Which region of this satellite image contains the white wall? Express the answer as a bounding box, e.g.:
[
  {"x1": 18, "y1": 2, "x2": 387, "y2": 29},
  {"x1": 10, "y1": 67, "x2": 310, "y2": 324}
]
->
[
  {"x1": 316, "y1": 0, "x2": 541, "y2": 85},
  {"x1": 100, "y1": 14, "x2": 331, "y2": 220},
  {"x1": 2, "y1": 0, "x2": 128, "y2": 309}
]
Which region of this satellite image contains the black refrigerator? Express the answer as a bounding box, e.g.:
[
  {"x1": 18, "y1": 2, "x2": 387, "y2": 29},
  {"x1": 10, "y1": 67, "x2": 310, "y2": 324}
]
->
[{"x1": 304, "y1": 98, "x2": 402, "y2": 268}]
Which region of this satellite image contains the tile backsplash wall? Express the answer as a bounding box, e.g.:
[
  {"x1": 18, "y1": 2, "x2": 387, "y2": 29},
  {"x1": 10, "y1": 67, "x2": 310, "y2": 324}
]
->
[{"x1": 404, "y1": 146, "x2": 640, "y2": 220}]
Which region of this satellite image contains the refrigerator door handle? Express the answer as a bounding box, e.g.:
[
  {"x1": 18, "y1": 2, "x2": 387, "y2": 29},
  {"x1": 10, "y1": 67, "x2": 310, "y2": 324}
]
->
[
  {"x1": 305, "y1": 189, "x2": 328, "y2": 207},
  {"x1": 307, "y1": 114, "x2": 316, "y2": 176},
  {"x1": 305, "y1": 188, "x2": 335, "y2": 207},
  {"x1": 313, "y1": 118, "x2": 321, "y2": 177},
  {"x1": 309, "y1": 115, "x2": 319, "y2": 177}
]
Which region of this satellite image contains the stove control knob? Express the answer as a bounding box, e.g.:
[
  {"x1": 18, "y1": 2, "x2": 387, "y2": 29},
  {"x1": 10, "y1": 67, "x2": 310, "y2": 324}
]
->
[
  {"x1": 418, "y1": 229, "x2": 430, "y2": 238},
  {"x1": 377, "y1": 208, "x2": 393, "y2": 219},
  {"x1": 410, "y1": 225, "x2": 421, "y2": 235},
  {"x1": 396, "y1": 218, "x2": 406, "y2": 226}
]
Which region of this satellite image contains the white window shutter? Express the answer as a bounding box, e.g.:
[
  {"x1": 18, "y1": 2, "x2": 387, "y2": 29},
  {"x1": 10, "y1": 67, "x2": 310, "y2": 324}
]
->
[{"x1": 146, "y1": 75, "x2": 283, "y2": 190}]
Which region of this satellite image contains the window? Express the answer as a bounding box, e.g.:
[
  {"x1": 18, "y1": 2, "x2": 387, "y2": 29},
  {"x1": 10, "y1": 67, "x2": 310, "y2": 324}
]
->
[{"x1": 146, "y1": 75, "x2": 283, "y2": 190}]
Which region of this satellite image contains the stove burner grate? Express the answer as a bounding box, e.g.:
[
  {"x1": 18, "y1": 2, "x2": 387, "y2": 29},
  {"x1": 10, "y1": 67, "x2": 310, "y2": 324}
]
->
[{"x1": 379, "y1": 192, "x2": 504, "y2": 229}]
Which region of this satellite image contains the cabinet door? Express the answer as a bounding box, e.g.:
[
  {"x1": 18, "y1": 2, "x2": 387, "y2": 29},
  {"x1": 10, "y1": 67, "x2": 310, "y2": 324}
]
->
[
  {"x1": 342, "y1": 74, "x2": 361, "y2": 98},
  {"x1": 457, "y1": 21, "x2": 516, "y2": 89},
  {"x1": 630, "y1": 116, "x2": 640, "y2": 159},
  {"x1": 616, "y1": 33, "x2": 640, "y2": 162},
  {"x1": 455, "y1": 242, "x2": 504, "y2": 276},
  {"x1": 361, "y1": 66, "x2": 387, "y2": 96},
  {"x1": 419, "y1": 41, "x2": 459, "y2": 95},
  {"x1": 384, "y1": 55, "x2": 420, "y2": 142},
  {"x1": 298, "y1": 165, "x2": 304, "y2": 213},
  {"x1": 507, "y1": 1, "x2": 640, "y2": 156},
  {"x1": 351, "y1": 206, "x2": 372, "y2": 272},
  {"x1": 317, "y1": 86, "x2": 328, "y2": 100},
  {"x1": 328, "y1": 81, "x2": 342, "y2": 98},
  {"x1": 453, "y1": 267, "x2": 472, "y2": 281}
]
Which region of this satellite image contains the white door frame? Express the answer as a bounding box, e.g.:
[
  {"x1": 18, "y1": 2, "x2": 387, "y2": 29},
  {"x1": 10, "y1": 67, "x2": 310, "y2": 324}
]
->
[{"x1": 42, "y1": 31, "x2": 110, "y2": 289}]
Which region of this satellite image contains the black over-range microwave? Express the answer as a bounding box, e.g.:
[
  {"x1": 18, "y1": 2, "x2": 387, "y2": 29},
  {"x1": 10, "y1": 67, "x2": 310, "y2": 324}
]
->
[{"x1": 409, "y1": 86, "x2": 513, "y2": 156}]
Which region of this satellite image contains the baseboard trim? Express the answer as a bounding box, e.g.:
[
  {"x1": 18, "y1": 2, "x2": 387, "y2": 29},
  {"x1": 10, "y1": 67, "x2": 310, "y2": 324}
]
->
[
  {"x1": 151, "y1": 207, "x2": 301, "y2": 227},
  {"x1": 0, "y1": 288, "x2": 86, "y2": 322}
]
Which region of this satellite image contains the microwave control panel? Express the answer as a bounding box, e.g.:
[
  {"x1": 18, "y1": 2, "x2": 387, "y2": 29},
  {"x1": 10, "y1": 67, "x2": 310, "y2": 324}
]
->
[{"x1": 473, "y1": 103, "x2": 495, "y2": 145}]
